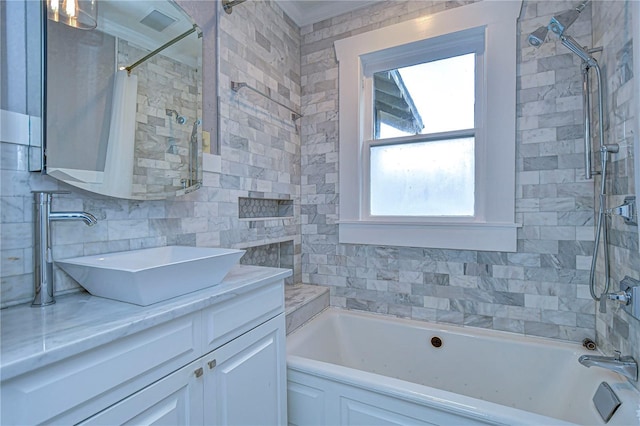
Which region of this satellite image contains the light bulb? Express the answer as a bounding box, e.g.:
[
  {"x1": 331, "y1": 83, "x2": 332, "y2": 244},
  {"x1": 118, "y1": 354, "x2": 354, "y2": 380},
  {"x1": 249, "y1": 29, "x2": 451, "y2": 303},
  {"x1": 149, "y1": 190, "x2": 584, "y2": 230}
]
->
[
  {"x1": 47, "y1": 0, "x2": 97, "y2": 30},
  {"x1": 66, "y1": 0, "x2": 76, "y2": 17},
  {"x1": 49, "y1": 0, "x2": 60, "y2": 21},
  {"x1": 64, "y1": 0, "x2": 77, "y2": 26}
]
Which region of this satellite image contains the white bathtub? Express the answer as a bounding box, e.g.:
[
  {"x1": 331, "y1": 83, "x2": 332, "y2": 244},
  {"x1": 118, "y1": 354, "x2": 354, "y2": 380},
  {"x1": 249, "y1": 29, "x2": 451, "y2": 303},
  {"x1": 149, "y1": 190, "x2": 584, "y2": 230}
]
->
[{"x1": 287, "y1": 308, "x2": 640, "y2": 425}]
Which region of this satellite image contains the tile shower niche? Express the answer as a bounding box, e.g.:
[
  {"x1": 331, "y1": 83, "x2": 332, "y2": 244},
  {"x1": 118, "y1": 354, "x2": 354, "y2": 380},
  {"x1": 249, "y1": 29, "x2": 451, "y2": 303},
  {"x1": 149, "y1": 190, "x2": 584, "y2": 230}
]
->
[
  {"x1": 240, "y1": 241, "x2": 295, "y2": 285},
  {"x1": 238, "y1": 197, "x2": 293, "y2": 220}
]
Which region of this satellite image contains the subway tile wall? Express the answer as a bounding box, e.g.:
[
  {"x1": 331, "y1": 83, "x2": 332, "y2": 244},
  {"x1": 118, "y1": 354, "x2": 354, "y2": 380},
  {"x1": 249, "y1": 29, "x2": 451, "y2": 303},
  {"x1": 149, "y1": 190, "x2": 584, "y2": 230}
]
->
[
  {"x1": 299, "y1": 0, "x2": 636, "y2": 349},
  {"x1": 0, "y1": 0, "x2": 301, "y2": 308},
  {"x1": 118, "y1": 40, "x2": 202, "y2": 197},
  {"x1": 591, "y1": 0, "x2": 639, "y2": 390}
]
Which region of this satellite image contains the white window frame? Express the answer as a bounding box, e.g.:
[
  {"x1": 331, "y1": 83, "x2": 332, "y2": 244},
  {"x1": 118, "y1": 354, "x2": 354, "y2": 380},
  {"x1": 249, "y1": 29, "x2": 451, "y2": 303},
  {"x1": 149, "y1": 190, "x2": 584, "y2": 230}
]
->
[
  {"x1": 364, "y1": 35, "x2": 482, "y2": 220},
  {"x1": 334, "y1": 1, "x2": 522, "y2": 252}
]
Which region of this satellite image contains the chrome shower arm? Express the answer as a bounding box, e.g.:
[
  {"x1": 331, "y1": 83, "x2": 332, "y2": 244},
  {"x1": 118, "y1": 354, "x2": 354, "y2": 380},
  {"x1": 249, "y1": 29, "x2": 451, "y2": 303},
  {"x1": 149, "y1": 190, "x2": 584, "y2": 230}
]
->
[
  {"x1": 576, "y1": 0, "x2": 590, "y2": 13},
  {"x1": 561, "y1": 35, "x2": 597, "y2": 67}
]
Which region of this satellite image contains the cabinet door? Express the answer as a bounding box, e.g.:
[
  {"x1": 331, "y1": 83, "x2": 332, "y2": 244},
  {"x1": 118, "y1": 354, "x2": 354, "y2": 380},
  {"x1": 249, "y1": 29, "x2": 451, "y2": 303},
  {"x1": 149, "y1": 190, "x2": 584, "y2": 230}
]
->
[
  {"x1": 79, "y1": 359, "x2": 204, "y2": 426},
  {"x1": 203, "y1": 313, "x2": 286, "y2": 426}
]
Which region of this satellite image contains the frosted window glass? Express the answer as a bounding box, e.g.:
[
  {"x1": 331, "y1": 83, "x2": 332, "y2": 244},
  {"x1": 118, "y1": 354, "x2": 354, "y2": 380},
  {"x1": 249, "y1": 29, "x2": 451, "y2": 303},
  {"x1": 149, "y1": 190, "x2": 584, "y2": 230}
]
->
[
  {"x1": 374, "y1": 53, "x2": 475, "y2": 139},
  {"x1": 370, "y1": 138, "x2": 474, "y2": 216}
]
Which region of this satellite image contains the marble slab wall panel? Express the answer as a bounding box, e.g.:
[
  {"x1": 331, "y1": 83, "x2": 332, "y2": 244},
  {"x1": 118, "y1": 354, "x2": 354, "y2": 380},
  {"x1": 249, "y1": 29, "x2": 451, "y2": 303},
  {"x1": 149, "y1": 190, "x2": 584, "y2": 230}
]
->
[
  {"x1": 298, "y1": 0, "x2": 617, "y2": 343},
  {"x1": 0, "y1": 0, "x2": 301, "y2": 308},
  {"x1": 591, "y1": 0, "x2": 639, "y2": 391}
]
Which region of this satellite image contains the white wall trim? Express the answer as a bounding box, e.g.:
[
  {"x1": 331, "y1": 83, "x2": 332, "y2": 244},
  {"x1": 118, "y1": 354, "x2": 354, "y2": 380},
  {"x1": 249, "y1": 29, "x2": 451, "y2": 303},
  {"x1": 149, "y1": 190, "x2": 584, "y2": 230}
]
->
[
  {"x1": 339, "y1": 221, "x2": 518, "y2": 252},
  {"x1": 334, "y1": 0, "x2": 522, "y2": 252},
  {"x1": 0, "y1": 109, "x2": 41, "y2": 147}
]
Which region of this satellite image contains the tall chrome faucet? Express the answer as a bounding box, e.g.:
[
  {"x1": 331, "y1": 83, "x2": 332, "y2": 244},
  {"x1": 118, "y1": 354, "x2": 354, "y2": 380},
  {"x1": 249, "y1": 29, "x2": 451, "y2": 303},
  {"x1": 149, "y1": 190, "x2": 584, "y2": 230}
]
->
[
  {"x1": 579, "y1": 351, "x2": 638, "y2": 381},
  {"x1": 32, "y1": 191, "x2": 97, "y2": 307}
]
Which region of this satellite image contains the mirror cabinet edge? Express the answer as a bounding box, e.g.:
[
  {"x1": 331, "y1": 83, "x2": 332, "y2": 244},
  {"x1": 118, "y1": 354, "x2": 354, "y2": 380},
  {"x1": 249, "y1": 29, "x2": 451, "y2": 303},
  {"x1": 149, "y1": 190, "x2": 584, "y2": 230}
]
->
[
  {"x1": 26, "y1": 0, "x2": 45, "y2": 173},
  {"x1": 38, "y1": 0, "x2": 210, "y2": 200}
]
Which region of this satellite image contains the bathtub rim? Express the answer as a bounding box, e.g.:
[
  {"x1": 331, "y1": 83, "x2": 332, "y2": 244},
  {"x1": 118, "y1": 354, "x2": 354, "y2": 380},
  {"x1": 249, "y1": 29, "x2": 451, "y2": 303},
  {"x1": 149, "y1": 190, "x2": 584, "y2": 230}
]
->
[
  {"x1": 287, "y1": 307, "x2": 640, "y2": 426},
  {"x1": 288, "y1": 307, "x2": 598, "y2": 351},
  {"x1": 288, "y1": 354, "x2": 577, "y2": 425}
]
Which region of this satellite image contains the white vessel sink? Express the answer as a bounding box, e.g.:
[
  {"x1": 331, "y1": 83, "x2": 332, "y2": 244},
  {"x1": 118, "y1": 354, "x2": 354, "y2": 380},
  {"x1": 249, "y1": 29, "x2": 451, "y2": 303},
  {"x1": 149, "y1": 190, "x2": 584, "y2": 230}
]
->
[{"x1": 56, "y1": 246, "x2": 245, "y2": 306}]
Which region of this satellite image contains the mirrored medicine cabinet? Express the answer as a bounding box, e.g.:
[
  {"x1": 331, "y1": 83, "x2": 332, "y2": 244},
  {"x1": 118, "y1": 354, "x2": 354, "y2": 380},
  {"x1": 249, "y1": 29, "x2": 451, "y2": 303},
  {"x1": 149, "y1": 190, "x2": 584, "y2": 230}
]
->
[{"x1": 41, "y1": 0, "x2": 205, "y2": 200}]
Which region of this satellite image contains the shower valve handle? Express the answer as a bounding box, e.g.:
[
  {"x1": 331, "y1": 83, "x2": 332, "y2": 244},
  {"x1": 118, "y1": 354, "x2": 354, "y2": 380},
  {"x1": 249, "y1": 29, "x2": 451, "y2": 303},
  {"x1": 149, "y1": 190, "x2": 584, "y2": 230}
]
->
[
  {"x1": 599, "y1": 290, "x2": 631, "y2": 313},
  {"x1": 607, "y1": 290, "x2": 631, "y2": 305}
]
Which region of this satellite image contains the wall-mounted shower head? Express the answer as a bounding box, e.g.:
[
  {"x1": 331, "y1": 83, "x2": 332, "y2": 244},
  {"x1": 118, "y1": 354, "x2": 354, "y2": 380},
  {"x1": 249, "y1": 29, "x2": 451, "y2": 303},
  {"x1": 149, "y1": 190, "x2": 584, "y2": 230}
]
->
[
  {"x1": 166, "y1": 108, "x2": 187, "y2": 124},
  {"x1": 549, "y1": 0, "x2": 589, "y2": 35},
  {"x1": 561, "y1": 35, "x2": 597, "y2": 67},
  {"x1": 549, "y1": 9, "x2": 580, "y2": 35},
  {"x1": 528, "y1": 26, "x2": 548, "y2": 47}
]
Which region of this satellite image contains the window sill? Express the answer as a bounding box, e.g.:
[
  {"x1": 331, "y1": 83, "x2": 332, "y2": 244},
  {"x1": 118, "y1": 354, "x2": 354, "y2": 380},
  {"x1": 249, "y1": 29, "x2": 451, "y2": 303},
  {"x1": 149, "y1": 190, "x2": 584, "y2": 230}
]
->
[{"x1": 338, "y1": 220, "x2": 519, "y2": 252}]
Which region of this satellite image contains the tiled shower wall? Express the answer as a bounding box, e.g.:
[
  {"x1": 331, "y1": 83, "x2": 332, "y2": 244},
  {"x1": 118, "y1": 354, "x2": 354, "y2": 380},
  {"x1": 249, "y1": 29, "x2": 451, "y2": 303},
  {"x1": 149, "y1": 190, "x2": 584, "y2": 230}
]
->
[
  {"x1": 299, "y1": 0, "x2": 637, "y2": 344},
  {"x1": 240, "y1": 240, "x2": 295, "y2": 285},
  {"x1": 118, "y1": 40, "x2": 202, "y2": 197},
  {"x1": 591, "y1": 0, "x2": 639, "y2": 387},
  {"x1": 216, "y1": 0, "x2": 301, "y2": 275},
  {"x1": 0, "y1": 0, "x2": 301, "y2": 308}
]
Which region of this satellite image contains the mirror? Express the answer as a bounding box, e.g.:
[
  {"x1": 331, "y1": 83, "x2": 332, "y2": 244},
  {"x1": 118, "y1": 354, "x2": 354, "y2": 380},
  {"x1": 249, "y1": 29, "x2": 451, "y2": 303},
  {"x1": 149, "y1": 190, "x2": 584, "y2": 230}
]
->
[{"x1": 44, "y1": 0, "x2": 203, "y2": 200}]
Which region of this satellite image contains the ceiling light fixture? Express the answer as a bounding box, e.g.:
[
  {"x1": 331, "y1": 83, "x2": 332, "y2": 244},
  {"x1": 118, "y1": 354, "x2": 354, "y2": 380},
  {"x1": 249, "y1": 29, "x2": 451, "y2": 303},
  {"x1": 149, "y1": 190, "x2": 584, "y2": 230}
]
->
[{"x1": 47, "y1": 0, "x2": 97, "y2": 30}]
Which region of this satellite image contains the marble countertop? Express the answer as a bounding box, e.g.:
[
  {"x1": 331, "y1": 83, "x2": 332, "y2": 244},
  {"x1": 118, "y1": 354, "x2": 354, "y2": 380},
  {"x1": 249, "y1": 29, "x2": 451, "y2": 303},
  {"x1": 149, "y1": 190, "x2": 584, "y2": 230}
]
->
[{"x1": 0, "y1": 265, "x2": 291, "y2": 381}]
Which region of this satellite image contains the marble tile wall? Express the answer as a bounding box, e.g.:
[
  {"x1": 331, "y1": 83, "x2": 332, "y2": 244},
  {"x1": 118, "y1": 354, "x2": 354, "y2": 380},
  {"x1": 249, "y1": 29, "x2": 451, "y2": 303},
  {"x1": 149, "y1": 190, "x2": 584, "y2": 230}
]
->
[
  {"x1": 0, "y1": 0, "x2": 301, "y2": 308},
  {"x1": 118, "y1": 40, "x2": 202, "y2": 197},
  {"x1": 591, "y1": 0, "x2": 639, "y2": 391},
  {"x1": 298, "y1": 0, "x2": 622, "y2": 343},
  {"x1": 240, "y1": 240, "x2": 295, "y2": 285}
]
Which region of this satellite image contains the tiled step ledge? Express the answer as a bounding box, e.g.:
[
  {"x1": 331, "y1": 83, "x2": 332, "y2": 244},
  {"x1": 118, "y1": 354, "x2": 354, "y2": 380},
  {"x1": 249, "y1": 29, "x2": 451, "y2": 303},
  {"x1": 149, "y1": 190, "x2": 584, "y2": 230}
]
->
[{"x1": 285, "y1": 284, "x2": 329, "y2": 334}]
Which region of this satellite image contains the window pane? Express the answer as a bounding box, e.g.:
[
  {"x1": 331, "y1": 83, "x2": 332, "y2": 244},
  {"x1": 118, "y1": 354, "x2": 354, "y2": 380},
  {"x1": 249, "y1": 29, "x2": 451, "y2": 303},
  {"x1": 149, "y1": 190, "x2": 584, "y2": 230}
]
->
[
  {"x1": 374, "y1": 53, "x2": 475, "y2": 139},
  {"x1": 370, "y1": 138, "x2": 474, "y2": 216}
]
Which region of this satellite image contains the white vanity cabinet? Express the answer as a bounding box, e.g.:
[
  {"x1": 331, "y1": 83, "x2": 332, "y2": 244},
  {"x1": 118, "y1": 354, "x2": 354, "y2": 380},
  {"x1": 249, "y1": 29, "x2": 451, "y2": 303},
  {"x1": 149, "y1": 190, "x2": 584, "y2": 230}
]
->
[
  {"x1": 80, "y1": 314, "x2": 286, "y2": 426},
  {"x1": 204, "y1": 313, "x2": 286, "y2": 425},
  {"x1": 0, "y1": 268, "x2": 289, "y2": 426},
  {"x1": 79, "y1": 357, "x2": 204, "y2": 425}
]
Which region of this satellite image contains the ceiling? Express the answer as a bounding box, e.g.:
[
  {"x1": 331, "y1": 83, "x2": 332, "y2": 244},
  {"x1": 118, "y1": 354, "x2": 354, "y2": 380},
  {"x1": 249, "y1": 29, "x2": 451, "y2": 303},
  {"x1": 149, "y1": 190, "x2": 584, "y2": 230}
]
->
[
  {"x1": 274, "y1": 0, "x2": 382, "y2": 27},
  {"x1": 98, "y1": 1, "x2": 201, "y2": 67}
]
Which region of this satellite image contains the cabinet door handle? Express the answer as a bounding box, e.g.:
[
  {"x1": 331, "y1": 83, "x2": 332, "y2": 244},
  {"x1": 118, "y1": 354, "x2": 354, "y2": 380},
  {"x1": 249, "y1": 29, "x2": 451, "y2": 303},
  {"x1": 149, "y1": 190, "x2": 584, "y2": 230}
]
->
[
  {"x1": 208, "y1": 359, "x2": 217, "y2": 370},
  {"x1": 194, "y1": 367, "x2": 204, "y2": 378}
]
